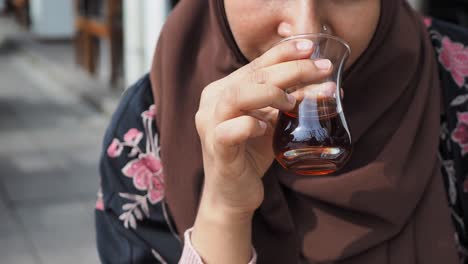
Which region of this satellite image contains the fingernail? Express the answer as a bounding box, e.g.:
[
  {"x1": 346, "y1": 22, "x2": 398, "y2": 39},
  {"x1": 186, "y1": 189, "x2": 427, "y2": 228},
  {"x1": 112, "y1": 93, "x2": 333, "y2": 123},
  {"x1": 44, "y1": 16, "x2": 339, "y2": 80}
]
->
[
  {"x1": 287, "y1": 93, "x2": 296, "y2": 105},
  {"x1": 259, "y1": 120, "x2": 267, "y2": 130},
  {"x1": 314, "y1": 59, "x2": 331, "y2": 70},
  {"x1": 296, "y1": 40, "x2": 313, "y2": 51}
]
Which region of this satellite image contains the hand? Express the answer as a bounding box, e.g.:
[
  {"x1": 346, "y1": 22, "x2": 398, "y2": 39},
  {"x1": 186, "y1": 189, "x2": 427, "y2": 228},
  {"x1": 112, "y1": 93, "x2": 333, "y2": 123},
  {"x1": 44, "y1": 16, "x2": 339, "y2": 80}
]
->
[{"x1": 195, "y1": 38, "x2": 334, "y2": 217}]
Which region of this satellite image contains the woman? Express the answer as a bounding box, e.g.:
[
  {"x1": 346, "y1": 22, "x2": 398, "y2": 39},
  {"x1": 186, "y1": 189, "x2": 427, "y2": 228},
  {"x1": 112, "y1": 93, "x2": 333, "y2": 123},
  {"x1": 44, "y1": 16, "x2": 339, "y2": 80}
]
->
[{"x1": 96, "y1": 0, "x2": 466, "y2": 263}]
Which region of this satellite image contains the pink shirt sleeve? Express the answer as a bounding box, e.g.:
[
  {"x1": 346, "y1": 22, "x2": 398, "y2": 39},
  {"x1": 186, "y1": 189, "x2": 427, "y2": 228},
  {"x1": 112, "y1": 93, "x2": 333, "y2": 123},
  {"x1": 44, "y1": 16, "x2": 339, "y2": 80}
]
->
[{"x1": 178, "y1": 228, "x2": 257, "y2": 264}]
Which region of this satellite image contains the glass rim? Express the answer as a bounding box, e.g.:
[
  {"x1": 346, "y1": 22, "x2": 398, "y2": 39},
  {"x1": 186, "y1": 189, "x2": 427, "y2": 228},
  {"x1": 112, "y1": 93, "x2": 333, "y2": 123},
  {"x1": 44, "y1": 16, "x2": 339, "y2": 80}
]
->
[{"x1": 275, "y1": 33, "x2": 351, "y2": 55}]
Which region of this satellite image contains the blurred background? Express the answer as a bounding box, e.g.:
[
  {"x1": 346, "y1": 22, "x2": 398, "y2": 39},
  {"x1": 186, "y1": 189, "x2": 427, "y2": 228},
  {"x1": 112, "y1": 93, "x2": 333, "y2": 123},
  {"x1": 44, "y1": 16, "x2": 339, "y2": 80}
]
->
[{"x1": 0, "y1": 0, "x2": 466, "y2": 263}]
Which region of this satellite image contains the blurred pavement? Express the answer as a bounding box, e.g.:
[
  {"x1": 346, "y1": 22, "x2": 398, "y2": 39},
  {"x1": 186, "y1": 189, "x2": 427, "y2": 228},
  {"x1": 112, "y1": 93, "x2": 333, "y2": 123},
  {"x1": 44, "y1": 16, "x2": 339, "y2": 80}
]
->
[{"x1": 0, "y1": 15, "x2": 120, "y2": 264}]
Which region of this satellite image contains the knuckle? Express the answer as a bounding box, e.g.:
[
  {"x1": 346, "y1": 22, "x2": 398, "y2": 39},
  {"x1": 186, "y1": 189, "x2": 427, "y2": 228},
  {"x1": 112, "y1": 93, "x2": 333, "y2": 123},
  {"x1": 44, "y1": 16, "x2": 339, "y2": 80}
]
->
[
  {"x1": 294, "y1": 60, "x2": 308, "y2": 84},
  {"x1": 204, "y1": 79, "x2": 225, "y2": 95},
  {"x1": 204, "y1": 81, "x2": 216, "y2": 91},
  {"x1": 265, "y1": 85, "x2": 282, "y2": 103},
  {"x1": 295, "y1": 60, "x2": 305, "y2": 76},
  {"x1": 195, "y1": 111, "x2": 205, "y2": 133},
  {"x1": 200, "y1": 83, "x2": 215, "y2": 103},
  {"x1": 199, "y1": 89, "x2": 209, "y2": 104},
  {"x1": 200, "y1": 85, "x2": 211, "y2": 98},
  {"x1": 249, "y1": 69, "x2": 268, "y2": 84}
]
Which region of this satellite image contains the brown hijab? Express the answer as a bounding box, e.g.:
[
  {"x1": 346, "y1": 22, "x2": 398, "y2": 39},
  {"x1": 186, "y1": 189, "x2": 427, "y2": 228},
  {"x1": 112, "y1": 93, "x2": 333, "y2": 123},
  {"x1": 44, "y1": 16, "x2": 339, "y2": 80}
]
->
[{"x1": 151, "y1": 0, "x2": 458, "y2": 263}]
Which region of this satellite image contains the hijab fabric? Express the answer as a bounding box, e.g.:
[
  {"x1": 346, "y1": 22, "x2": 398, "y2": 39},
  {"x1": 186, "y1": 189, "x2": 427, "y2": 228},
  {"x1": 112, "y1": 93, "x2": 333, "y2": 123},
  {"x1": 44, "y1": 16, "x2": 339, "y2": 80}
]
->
[{"x1": 151, "y1": 0, "x2": 458, "y2": 263}]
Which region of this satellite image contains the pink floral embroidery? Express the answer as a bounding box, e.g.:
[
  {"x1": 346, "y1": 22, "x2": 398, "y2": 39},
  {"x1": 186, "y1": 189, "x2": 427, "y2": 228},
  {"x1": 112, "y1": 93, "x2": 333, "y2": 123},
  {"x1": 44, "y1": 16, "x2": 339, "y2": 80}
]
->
[
  {"x1": 107, "y1": 139, "x2": 123, "y2": 158},
  {"x1": 124, "y1": 128, "x2": 144, "y2": 145},
  {"x1": 122, "y1": 154, "x2": 165, "y2": 204},
  {"x1": 439, "y1": 37, "x2": 468, "y2": 88},
  {"x1": 464, "y1": 179, "x2": 468, "y2": 193},
  {"x1": 423, "y1": 17, "x2": 432, "y2": 27},
  {"x1": 451, "y1": 112, "x2": 468, "y2": 156},
  {"x1": 142, "y1": 104, "x2": 157, "y2": 119},
  {"x1": 95, "y1": 187, "x2": 105, "y2": 211},
  {"x1": 107, "y1": 104, "x2": 164, "y2": 229},
  {"x1": 148, "y1": 180, "x2": 164, "y2": 204}
]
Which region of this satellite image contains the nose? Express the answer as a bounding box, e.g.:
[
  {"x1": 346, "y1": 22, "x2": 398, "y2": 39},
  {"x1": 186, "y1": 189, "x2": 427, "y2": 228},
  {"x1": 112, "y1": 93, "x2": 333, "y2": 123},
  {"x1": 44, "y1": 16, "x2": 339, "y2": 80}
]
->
[{"x1": 277, "y1": 0, "x2": 326, "y2": 38}]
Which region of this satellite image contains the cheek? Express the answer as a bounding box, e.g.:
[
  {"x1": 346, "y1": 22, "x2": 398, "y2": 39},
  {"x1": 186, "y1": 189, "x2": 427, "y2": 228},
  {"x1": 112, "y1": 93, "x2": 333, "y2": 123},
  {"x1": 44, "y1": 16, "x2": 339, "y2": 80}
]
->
[
  {"x1": 232, "y1": 19, "x2": 280, "y2": 61},
  {"x1": 330, "y1": 7, "x2": 380, "y2": 66},
  {"x1": 225, "y1": 1, "x2": 282, "y2": 60},
  {"x1": 333, "y1": 22, "x2": 370, "y2": 67}
]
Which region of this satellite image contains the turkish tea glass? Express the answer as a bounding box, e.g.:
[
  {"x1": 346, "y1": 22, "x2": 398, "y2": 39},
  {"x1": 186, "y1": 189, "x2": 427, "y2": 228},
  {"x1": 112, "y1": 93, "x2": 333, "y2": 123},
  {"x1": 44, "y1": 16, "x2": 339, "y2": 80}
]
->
[{"x1": 273, "y1": 34, "x2": 352, "y2": 176}]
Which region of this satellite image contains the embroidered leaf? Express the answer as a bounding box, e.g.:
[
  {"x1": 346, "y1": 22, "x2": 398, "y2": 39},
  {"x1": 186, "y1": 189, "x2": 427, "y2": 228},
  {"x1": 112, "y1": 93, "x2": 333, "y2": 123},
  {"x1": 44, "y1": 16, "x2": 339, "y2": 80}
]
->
[
  {"x1": 128, "y1": 147, "x2": 140, "y2": 158},
  {"x1": 123, "y1": 128, "x2": 144, "y2": 146},
  {"x1": 114, "y1": 104, "x2": 167, "y2": 231},
  {"x1": 119, "y1": 193, "x2": 139, "y2": 201},
  {"x1": 451, "y1": 94, "x2": 468, "y2": 106},
  {"x1": 152, "y1": 249, "x2": 168, "y2": 264},
  {"x1": 451, "y1": 209, "x2": 465, "y2": 230},
  {"x1": 153, "y1": 135, "x2": 159, "y2": 156},
  {"x1": 107, "y1": 139, "x2": 124, "y2": 158},
  {"x1": 134, "y1": 207, "x2": 144, "y2": 220},
  {"x1": 440, "y1": 122, "x2": 449, "y2": 140},
  {"x1": 141, "y1": 199, "x2": 150, "y2": 218},
  {"x1": 122, "y1": 203, "x2": 135, "y2": 211},
  {"x1": 121, "y1": 211, "x2": 136, "y2": 229},
  {"x1": 118, "y1": 212, "x2": 128, "y2": 221},
  {"x1": 128, "y1": 213, "x2": 137, "y2": 229},
  {"x1": 450, "y1": 181, "x2": 457, "y2": 205}
]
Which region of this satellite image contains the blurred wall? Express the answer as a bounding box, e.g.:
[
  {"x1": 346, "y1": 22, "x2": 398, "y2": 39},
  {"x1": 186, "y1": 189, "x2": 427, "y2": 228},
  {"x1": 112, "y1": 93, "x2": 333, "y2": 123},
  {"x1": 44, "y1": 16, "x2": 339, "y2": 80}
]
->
[
  {"x1": 123, "y1": 0, "x2": 171, "y2": 87},
  {"x1": 29, "y1": 0, "x2": 74, "y2": 38}
]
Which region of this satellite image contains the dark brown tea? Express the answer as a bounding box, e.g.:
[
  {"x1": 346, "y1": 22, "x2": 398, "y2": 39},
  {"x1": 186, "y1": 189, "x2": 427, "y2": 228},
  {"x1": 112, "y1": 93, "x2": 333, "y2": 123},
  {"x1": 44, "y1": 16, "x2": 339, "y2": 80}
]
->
[{"x1": 273, "y1": 97, "x2": 352, "y2": 175}]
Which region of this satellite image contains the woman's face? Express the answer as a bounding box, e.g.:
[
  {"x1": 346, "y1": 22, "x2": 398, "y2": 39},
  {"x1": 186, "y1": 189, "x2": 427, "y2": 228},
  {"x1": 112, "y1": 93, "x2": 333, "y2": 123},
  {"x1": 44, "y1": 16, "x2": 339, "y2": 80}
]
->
[{"x1": 224, "y1": 0, "x2": 381, "y2": 66}]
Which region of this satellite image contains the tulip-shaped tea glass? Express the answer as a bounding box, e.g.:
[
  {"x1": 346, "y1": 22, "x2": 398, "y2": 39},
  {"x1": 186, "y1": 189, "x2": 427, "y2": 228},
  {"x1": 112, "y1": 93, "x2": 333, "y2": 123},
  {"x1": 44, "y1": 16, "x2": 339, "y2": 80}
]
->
[{"x1": 273, "y1": 34, "x2": 352, "y2": 176}]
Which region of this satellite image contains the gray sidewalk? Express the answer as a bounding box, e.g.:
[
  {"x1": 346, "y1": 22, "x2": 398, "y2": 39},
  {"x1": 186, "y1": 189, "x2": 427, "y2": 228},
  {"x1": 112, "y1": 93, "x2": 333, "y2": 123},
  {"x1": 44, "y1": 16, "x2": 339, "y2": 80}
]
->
[{"x1": 0, "y1": 16, "x2": 116, "y2": 264}]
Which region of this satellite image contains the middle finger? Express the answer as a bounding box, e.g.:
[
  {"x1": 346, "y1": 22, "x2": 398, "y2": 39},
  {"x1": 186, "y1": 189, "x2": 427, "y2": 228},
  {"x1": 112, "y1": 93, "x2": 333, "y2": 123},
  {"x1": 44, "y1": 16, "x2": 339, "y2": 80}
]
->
[{"x1": 244, "y1": 58, "x2": 333, "y2": 89}]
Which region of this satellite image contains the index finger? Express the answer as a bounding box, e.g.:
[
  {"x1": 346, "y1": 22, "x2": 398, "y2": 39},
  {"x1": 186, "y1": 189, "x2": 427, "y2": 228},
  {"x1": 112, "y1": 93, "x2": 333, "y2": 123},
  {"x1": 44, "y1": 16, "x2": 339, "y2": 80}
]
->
[{"x1": 236, "y1": 38, "x2": 316, "y2": 75}]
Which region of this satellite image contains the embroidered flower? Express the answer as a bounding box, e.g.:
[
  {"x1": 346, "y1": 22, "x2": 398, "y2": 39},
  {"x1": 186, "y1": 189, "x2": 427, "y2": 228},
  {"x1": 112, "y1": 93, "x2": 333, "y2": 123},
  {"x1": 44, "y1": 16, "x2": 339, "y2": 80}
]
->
[
  {"x1": 95, "y1": 187, "x2": 105, "y2": 211},
  {"x1": 439, "y1": 37, "x2": 468, "y2": 88},
  {"x1": 142, "y1": 104, "x2": 157, "y2": 119},
  {"x1": 95, "y1": 199, "x2": 104, "y2": 211},
  {"x1": 107, "y1": 104, "x2": 165, "y2": 229},
  {"x1": 107, "y1": 139, "x2": 123, "y2": 158},
  {"x1": 451, "y1": 112, "x2": 468, "y2": 156},
  {"x1": 122, "y1": 154, "x2": 163, "y2": 191},
  {"x1": 148, "y1": 177, "x2": 165, "y2": 204},
  {"x1": 124, "y1": 128, "x2": 143, "y2": 145},
  {"x1": 464, "y1": 179, "x2": 468, "y2": 193},
  {"x1": 423, "y1": 17, "x2": 432, "y2": 27}
]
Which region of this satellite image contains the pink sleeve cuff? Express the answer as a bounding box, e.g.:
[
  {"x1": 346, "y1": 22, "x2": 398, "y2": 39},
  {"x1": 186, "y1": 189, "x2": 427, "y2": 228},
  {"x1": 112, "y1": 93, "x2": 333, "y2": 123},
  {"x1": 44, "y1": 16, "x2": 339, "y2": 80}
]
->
[{"x1": 178, "y1": 228, "x2": 257, "y2": 264}]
